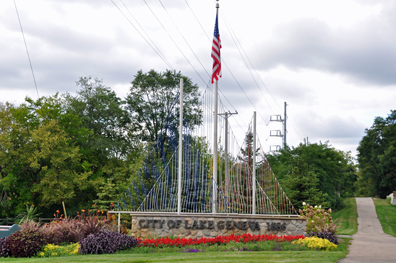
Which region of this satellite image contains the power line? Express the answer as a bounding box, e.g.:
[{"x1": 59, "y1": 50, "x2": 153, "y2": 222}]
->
[
  {"x1": 117, "y1": 0, "x2": 173, "y2": 70},
  {"x1": 141, "y1": 0, "x2": 208, "y2": 86},
  {"x1": 184, "y1": 0, "x2": 266, "y2": 127},
  {"x1": 158, "y1": 0, "x2": 239, "y2": 117},
  {"x1": 254, "y1": 43, "x2": 303, "y2": 141},
  {"x1": 219, "y1": 8, "x2": 304, "y2": 143},
  {"x1": 184, "y1": 0, "x2": 211, "y2": 43},
  {"x1": 13, "y1": 0, "x2": 39, "y2": 98},
  {"x1": 254, "y1": 43, "x2": 282, "y2": 111},
  {"x1": 221, "y1": 11, "x2": 275, "y2": 117},
  {"x1": 158, "y1": 0, "x2": 211, "y2": 79},
  {"x1": 113, "y1": 0, "x2": 241, "y2": 129},
  {"x1": 110, "y1": 0, "x2": 174, "y2": 69}
]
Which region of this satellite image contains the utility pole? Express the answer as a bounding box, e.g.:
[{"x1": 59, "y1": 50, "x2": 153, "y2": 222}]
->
[
  {"x1": 218, "y1": 110, "x2": 238, "y2": 201},
  {"x1": 270, "y1": 101, "x2": 287, "y2": 150},
  {"x1": 283, "y1": 102, "x2": 287, "y2": 148},
  {"x1": 177, "y1": 78, "x2": 183, "y2": 215},
  {"x1": 252, "y1": 111, "x2": 256, "y2": 214}
]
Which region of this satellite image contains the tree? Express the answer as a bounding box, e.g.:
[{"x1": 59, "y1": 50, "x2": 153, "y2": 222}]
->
[
  {"x1": 0, "y1": 99, "x2": 94, "y2": 215},
  {"x1": 93, "y1": 178, "x2": 119, "y2": 212},
  {"x1": 267, "y1": 141, "x2": 357, "y2": 210},
  {"x1": 66, "y1": 77, "x2": 133, "y2": 160},
  {"x1": 282, "y1": 155, "x2": 329, "y2": 210},
  {"x1": 357, "y1": 110, "x2": 396, "y2": 198},
  {"x1": 30, "y1": 120, "x2": 93, "y2": 206},
  {"x1": 65, "y1": 77, "x2": 146, "y2": 207},
  {"x1": 235, "y1": 132, "x2": 261, "y2": 201},
  {"x1": 126, "y1": 69, "x2": 202, "y2": 144},
  {"x1": 0, "y1": 77, "x2": 150, "y2": 217}
]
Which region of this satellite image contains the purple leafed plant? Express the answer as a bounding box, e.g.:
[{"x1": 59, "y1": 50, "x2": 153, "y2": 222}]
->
[
  {"x1": 271, "y1": 244, "x2": 283, "y2": 251},
  {"x1": 0, "y1": 237, "x2": 11, "y2": 257},
  {"x1": 5, "y1": 230, "x2": 49, "y2": 258},
  {"x1": 307, "y1": 231, "x2": 339, "y2": 245},
  {"x1": 79, "y1": 231, "x2": 138, "y2": 254}
]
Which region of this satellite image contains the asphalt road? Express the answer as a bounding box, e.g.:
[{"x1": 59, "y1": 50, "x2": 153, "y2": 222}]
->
[{"x1": 339, "y1": 197, "x2": 396, "y2": 263}]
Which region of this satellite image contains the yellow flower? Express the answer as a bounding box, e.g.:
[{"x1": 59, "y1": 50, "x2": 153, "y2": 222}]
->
[
  {"x1": 38, "y1": 252, "x2": 45, "y2": 257},
  {"x1": 292, "y1": 237, "x2": 337, "y2": 251}
]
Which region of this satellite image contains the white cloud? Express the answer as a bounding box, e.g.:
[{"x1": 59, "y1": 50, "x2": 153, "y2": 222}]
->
[{"x1": 0, "y1": 0, "x2": 395, "y2": 157}]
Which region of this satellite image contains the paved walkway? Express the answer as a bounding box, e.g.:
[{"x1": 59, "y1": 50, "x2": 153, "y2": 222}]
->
[{"x1": 339, "y1": 197, "x2": 396, "y2": 263}]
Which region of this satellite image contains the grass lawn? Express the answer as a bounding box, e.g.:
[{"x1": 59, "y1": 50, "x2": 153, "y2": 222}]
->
[
  {"x1": 2, "y1": 238, "x2": 351, "y2": 263},
  {"x1": 332, "y1": 198, "x2": 358, "y2": 235},
  {"x1": 373, "y1": 198, "x2": 396, "y2": 237}
]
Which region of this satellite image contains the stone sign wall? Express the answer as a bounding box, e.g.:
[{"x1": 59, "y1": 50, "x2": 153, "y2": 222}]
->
[{"x1": 130, "y1": 213, "x2": 306, "y2": 239}]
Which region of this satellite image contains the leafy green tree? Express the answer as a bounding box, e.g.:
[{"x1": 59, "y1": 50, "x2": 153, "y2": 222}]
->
[
  {"x1": 0, "y1": 98, "x2": 95, "y2": 215},
  {"x1": 126, "y1": 69, "x2": 202, "y2": 143},
  {"x1": 337, "y1": 151, "x2": 358, "y2": 197},
  {"x1": 0, "y1": 101, "x2": 45, "y2": 214},
  {"x1": 66, "y1": 77, "x2": 133, "y2": 160},
  {"x1": 267, "y1": 141, "x2": 357, "y2": 210},
  {"x1": 31, "y1": 120, "x2": 93, "y2": 206},
  {"x1": 357, "y1": 110, "x2": 396, "y2": 198},
  {"x1": 65, "y1": 77, "x2": 146, "y2": 207},
  {"x1": 354, "y1": 168, "x2": 372, "y2": 197}
]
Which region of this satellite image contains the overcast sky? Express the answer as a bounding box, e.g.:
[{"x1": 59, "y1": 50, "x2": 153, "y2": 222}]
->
[{"x1": 1, "y1": 0, "x2": 395, "y2": 159}]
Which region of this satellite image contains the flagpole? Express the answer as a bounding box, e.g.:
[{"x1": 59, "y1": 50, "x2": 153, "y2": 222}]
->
[{"x1": 212, "y1": 0, "x2": 220, "y2": 214}]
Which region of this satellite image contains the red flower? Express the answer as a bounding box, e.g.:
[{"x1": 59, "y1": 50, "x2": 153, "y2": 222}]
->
[{"x1": 137, "y1": 233, "x2": 304, "y2": 248}]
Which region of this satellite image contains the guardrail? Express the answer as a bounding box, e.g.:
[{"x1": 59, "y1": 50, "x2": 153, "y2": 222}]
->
[
  {"x1": 0, "y1": 218, "x2": 60, "y2": 226},
  {"x1": 0, "y1": 224, "x2": 20, "y2": 238}
]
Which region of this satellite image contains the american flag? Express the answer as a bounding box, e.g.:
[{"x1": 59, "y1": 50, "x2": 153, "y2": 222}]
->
[{"x1": 211, "y1": 12, "x2": 222, "y2": 84}]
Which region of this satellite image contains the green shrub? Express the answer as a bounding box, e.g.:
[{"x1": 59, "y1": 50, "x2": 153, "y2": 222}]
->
[
  {"x1": 16, "y1": 204, "x2": 41, "y2": 224},
  {"x1": 299, "y1": 203, "x2": 337, "y2": 234}
]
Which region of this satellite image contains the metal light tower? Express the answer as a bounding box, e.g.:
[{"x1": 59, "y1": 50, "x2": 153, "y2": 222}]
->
[{"x1": 270, "y1": 102, "x2": 287, "y2": 150}]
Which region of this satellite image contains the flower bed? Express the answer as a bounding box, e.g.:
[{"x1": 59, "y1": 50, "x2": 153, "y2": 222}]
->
[
  {"x1": 1, "y1": 232, "x2": 341, "y2": 258},
  {"x1": 38, "y1": 243, "x2": 80, "y2": 257},
  {"x1": 292, "y1": 236, "x2": 338, "y2": 251},
  {"x1": 138, "y1": 233, "x2": 305, "y2": 248},
  {"x1": 123, "y1": 234, "x2": 315, "y2": 254}
]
